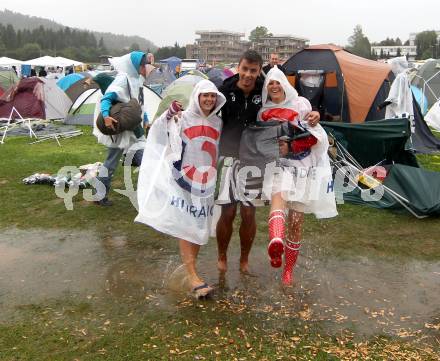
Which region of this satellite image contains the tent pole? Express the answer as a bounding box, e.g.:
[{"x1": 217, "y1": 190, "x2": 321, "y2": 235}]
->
[{"x1": 335, "y1": 157, "x2": 427, "y2": 219}]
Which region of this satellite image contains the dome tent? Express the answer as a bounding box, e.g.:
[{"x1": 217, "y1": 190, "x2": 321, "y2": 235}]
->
[{"x1": 284, "y1": 44, "x2": 393, "y2": 123}]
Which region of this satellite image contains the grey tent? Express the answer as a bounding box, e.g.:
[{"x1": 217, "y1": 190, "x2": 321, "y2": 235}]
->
[{"x1": 411, "y1": 59, "x2": 440, "y2": 111}]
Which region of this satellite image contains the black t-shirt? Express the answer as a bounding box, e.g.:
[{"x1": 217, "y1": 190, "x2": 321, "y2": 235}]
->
[
  {"x1": 262, "y1": 64, "x2": 286, "y2": 77},
  {"x1": 218, "y1": 74, "x2": 264, "y2": 157}
]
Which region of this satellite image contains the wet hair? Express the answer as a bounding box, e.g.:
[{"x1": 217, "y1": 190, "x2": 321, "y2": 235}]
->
[{"x1": 239, "y1": 50, "x2": 263, "y2": 68}]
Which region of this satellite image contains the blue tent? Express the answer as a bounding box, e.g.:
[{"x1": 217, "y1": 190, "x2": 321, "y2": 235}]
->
[
  {"x1": 159, "y1": 56, "x2": 181, "y2": 72},
  {"x1": 57, "y1": 73, "x2": 85, "y2": 91}
]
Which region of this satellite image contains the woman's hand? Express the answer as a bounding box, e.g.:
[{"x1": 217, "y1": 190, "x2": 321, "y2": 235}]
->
[
  {"x1": 306, "y1": 111, "x2": 320, "y2": 127},
  {"x1": 104, "y1": 116, "x2": 118, "y2": 131},
  {"x1": 166, "y1": 100, "x2": 183, "y2": 122}
]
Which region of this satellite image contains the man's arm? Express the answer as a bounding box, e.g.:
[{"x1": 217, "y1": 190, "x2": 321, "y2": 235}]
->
[{"x1": 100, "y1": 92, "x2": 118, "y2": 131}]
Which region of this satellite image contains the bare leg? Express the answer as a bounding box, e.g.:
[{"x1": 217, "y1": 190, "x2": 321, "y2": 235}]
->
[
  {"x1": 270, "y1": 192, "x2": 285, "y2": 213},
  {"x1": 179, "y1": 239, "x2": 204, "y2": 289},
  {"x1": 239, "y1": 205, "x2": 256, "y2": 273},
  {"x1": 216, "y1": 203, "x2": 237, "y2": 273}
]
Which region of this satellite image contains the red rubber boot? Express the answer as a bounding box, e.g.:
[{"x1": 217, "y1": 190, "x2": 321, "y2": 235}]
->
[
  {"x1": 267, "y1": 210, "x2": 285, "y2": 268},
  {"x1": 281, "y1": 240, "x2": 300, "y2": 286}
]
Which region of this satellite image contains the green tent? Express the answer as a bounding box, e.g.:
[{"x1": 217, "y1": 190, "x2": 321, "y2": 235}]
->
[
  {"x1": 153, "y1": 74, "x2": 205, "y2": 120},
  {"x1": 323, "y1": 118, "x2": 440, "y2": 217},
  {"x1": 0, "y1": 69, "x2": 19, "y2": 91}
]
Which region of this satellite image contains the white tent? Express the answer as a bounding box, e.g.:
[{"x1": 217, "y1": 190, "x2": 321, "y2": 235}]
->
[
  {"x1": 24, "y1": 56, "x2": 60, "y2": 67},
  {"x1": 42, "y1": 78, "x2": 73, "y2": 119},
  {"x1": 65, "y1": 86, "x2": 162, "y2": 126},
  {"x1": 0, "y1": 57, "x2": 22, "y2": 66},
  {"x1": 55, "y1": 56, "x2": 83, "y2": 67},
  {"x1": 425, "y1": 100, "x2": 440, "y2": 132}
]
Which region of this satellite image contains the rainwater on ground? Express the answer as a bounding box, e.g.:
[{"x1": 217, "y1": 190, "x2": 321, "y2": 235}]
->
[{"x1": 1, "y1": 227, "x2": 439, "y2": 341}]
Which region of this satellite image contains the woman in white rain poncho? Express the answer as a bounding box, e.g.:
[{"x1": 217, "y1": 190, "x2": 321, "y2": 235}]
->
[
  {"x1": 136, "y1": 80, "x2": 226, "y2": 298},
  {"x1": 256, "y1": 66, "x2": 337, "y2": 286}
]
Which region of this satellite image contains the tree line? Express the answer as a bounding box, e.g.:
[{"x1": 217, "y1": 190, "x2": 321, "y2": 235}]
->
[
  {"x1": 0, "y1": 23, "x2": 107, "y2": 62},
  {"x1": 0, "y1": 23, "x2": 158, "y2": 63},
  {"x1": 347, "y1": 25, "x2": 439, "y2": 60}
]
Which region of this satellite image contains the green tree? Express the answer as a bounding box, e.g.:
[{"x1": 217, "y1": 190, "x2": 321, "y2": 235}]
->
[
  {"x1": 347, "y1": 25, "x2": 372, "y2": 59},
  {"x1": 415, "y1": 30, "x2": 437, "y2": 59},
  {"x1": 18, "y1": 43, "x2": 41, "y2": 59},
  {"x1": 129, "y1": 42, "x2": 140, "y2": 51},
  {"x1": 249, "y1": 26, "x2": 272, "y2": 43}
]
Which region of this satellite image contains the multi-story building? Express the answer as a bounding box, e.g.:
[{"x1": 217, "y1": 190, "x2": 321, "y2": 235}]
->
[
  {"x1": 186, "y1": 30, "x2": 250, "y2": 65},
  {"x1": 252, "y1": 35, "x2": 309, "y2": 62},
  {"x1": 371, "y1": 45, "x2": 417, "y2": 60}
]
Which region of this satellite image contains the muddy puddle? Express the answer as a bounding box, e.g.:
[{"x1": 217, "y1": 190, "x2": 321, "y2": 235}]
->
[{"x1": 1, "y1": 227, "x2": 439, "y2": 339}]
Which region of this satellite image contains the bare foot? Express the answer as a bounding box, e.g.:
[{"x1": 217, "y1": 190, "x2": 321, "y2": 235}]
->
[
  {"x1": 239, "y1": 260, "x2": 249, "y2": 274},
  {"x1": 187, "y1": 275, "x2": 206, "y2": 291},
  {"x1": 217, "y1": 258, "x2": 227, "y2": 273}
]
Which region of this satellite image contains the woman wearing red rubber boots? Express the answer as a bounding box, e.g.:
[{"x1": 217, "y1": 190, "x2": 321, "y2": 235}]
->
[{"x1": 257, "y1": 66, "x2": 338, "y2": 286}]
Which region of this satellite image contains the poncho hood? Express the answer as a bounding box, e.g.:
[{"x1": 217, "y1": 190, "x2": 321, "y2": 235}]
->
[
  {"x1": 262, "y1": 66, "x2": 298, "y2": 106},
  {"x1": 110, "y1": 51, "x2": 145, "y2": 78},
  {"x1": 187, "y1": 79, "x2": 226, "y2": 118}
]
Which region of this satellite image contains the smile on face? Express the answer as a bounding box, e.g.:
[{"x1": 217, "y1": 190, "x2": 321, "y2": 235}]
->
[
  {"x1": 267, "y1": 80, "x2": 285, "y2": 104},
  {"x1": 199, "y1": 92, "x2": 217, "y2": 116},
  {"x1": 237, "y1": 59, "x2": 261, "y2": 94}
]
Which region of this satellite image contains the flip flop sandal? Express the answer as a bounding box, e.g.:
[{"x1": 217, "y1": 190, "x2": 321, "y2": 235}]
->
[
  {"x1": 268, "y1": 238, "x2": 284, "y2": 268},
  {"x1": 192, "y1": 283, "x2": 213, "y2": 300}
]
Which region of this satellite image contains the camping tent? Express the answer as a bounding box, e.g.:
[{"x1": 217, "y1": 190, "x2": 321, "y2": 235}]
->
[
  {"x1": 323, "y1": 118, "x2": 440, "y2": 217},
  {"x1": 0, "y1": 77, "x2": 72, "y2": 120},
  {"x1": 57, "y1": 73, "x2": 86, "y2": 92},
  {"x1": 283, "y1": 45, "x2": 393, "y2": 123},
  {"x1": 144, "y1": 68, "x2": 176, "y2": 95},
  {"x1": 65, "y1": 85, "x2": 162, "y2": 126},
  {"x1": 0, "y1": 69, "x2": 19, "y2": 90},
  {"x1": 159, "y1": 57, "x2": 181, "y2": 72},
  {"x1": 207, "y1": 68, "x2": 234, "y2": 88},
  {"x1": 425, "y1": 100, "x2": 440, "y2": 131},
  {"x1": 411, "y1": 59, "x2": 440, "y2": 111},
  {"x1": 153, "y1": 74, "x2": 205, "y2": 120}
]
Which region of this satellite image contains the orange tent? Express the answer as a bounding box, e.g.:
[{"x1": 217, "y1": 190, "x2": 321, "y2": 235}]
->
[{"x1": 284, "y1": 45, "x2": 393, "y2": 123}]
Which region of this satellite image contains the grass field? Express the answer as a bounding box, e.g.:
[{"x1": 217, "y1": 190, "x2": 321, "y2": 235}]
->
[{"x1": 0, "y1": 127, "x2": 439, "y2": 360}]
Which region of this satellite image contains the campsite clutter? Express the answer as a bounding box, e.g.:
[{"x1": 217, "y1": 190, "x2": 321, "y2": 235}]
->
[{"x1": 23, "y1": 162, "x2": 102, "y2": 189}]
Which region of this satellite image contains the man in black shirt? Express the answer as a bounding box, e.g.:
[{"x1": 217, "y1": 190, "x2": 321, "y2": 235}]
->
[
  {"x1": 262, "y1": 53, "x2": 285, "y2": 77},
  {"x1": 216, "y1": 50, "x2": 320, "y2": 274}
]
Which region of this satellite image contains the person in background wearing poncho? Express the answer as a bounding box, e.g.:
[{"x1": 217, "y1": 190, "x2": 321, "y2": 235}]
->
[
  {"x1": 135, "y1": 80, "x2": 226, "y2": 299},
  {"x1": 254, "y1": 66, "x2": 337, "y2": 286},
  {"x1": 93, "y1": 51, "x2": 148, "y2": 206}
]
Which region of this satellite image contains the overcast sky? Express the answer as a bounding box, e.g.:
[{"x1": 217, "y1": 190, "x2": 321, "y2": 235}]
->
[{"x1": 2, "y1": 1, "x2": 439, "y2": 47}]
